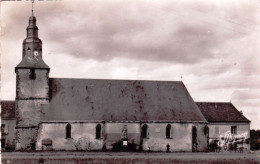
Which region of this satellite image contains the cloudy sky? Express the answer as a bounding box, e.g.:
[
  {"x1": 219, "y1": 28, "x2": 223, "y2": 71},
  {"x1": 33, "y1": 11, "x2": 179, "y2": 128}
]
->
[{"x1": 1, "y1": 0, "x2": 260, "y2": 129}]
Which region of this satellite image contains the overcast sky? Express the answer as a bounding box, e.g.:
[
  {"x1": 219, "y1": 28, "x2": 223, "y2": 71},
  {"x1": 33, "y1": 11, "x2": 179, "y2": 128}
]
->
[{"x1": 1, "y1": 0, "x2": 260, "y2": 129}]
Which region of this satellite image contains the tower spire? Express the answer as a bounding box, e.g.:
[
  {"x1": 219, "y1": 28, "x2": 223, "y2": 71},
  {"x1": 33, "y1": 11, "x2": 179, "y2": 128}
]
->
[
  {"x1": 32, "y1": 0, "x2": 34, "y2": 16},
  {"x1": 15, "y1": 1, "x2": 49, "y2": 69}
]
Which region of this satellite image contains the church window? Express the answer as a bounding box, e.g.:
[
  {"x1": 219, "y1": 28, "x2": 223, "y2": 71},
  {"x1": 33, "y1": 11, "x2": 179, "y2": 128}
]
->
[
  {"x1": 65, "y1": 123, "x2": 71, "y2": 139},
  {"x1": 96, "y1": 124, "x2": 102, "y2": 139},
  {"x1": 166, "y1": 124, "x2": 172, "y2": 139},
  {"x1": 204, "y1": 126, "x2": 209, "y2": 136},
  {"x1": 29, "y1": 69, "x2": 36, "y2": 80},
  {"x1": 142, "y1": 124, "x2": 149, "y2": 138}
]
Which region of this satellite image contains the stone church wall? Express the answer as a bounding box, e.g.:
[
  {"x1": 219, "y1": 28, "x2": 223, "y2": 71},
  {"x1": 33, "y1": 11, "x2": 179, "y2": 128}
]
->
[
  {"x1": 142, "y1": 123, "x2": 208, "y2": 152},
  {"x1": 36, "y1": 122, "x2": 104, "y2": 150},
  {"x1": 36, "y1": 122, "x2": 207, "y2": 151}
]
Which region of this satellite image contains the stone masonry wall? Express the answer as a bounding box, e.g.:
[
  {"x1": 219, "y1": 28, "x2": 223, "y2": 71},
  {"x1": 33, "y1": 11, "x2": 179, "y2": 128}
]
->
[
  {"x1": 36, "y1": 122, "x2": 208, "y2": 152},
  {"x1": 16, "y1": 68, "x2": 49, "y2": 150},
  {"x1": 36, "y1": 123, "x2": 104, "y2": 150},
  {"x1": 142, "y1": 123, "x2": 207, "y2": 152}
]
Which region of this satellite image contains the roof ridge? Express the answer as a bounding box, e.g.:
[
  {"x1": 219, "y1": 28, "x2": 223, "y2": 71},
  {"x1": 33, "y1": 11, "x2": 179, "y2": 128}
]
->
[
  {"x1": 49, "y1": 77, "x2": 183, "y2": 83},
  {"x1": 196, "y1": 101, "x2": 231, "y2": 104},
  {"x1": 0, "y1": 100, "x2": 15, "y2": 102}
]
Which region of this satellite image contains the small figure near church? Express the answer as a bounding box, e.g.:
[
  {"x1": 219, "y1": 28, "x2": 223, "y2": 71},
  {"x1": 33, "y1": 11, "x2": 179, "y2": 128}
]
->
[
  {"x1": 122, "y1": 126, "x2": 127, "y2": 139},
  {"x1": 166, "y1": 143, "x2": 170, "y2": 152}
]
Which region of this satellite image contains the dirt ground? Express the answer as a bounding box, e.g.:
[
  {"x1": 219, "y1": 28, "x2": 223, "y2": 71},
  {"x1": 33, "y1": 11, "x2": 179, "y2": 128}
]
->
[{"x1": 1, "y1": 151, "x2": 260, "y2": 164}]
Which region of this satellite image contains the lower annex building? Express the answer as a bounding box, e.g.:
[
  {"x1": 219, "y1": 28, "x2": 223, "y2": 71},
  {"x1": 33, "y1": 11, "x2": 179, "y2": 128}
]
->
[{"x1": 1, "y1": 14, "x2": 250, "y2": 152}]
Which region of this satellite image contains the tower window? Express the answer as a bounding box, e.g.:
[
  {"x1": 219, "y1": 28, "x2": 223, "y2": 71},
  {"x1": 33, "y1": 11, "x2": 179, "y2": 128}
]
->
[
  {"x1": 96, "y1": 124, "x2": 102, "y2": 139},
  {"x1": 231, "y1": 126, "x2": 237, "y2": 135},
  {"x1": 66, "y1": 123, "x2": 72, "y2": 139},
  {"x1": 29, "y1": 69, "x2": 36, "y2": 80},
  {"x1": 166, "y1": 124, "x2": 172, "y2": 139},
  {"x1": 142, "y1": 124, "x2": 149, "y2": 138}
]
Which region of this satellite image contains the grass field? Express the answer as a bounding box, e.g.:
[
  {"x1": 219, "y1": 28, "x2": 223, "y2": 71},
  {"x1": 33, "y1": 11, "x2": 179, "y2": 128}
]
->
[{"x1": 1, "y1": 151, "x2": 260, "y2": 164}]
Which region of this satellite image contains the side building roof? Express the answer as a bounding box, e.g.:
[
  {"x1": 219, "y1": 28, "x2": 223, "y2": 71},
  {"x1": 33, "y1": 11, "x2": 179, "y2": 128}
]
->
[
  {"x1": 42, "y1": 78, "x2": 207, "y2": 123},
  {"x1": 196, "y1": 102, "x2": 250, "y2": 123},
  {"x1": 1, "y1": 101, "x2": 15, "y2": 119}
]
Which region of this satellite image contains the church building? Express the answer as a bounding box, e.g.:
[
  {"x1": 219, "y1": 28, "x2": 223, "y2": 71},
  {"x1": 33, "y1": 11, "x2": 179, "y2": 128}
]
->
[{"x1": 0, "y1": 13, "x2": 250, "y2": 152}]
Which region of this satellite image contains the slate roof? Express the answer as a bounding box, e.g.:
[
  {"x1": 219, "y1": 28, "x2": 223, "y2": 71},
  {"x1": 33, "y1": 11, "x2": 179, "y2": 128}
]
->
[
  {"x1": 196, "y1": 102, "x2": 250, "y2": 123},
  {"x1": 16, "y1": 52, "x2": 50, "y2": 69},
  {"x1": 42, "y1": 78, "x2": 207, "y2": 123},
  {"x1": 1, "y1": 101, "x2": 15, "y2": 119}
]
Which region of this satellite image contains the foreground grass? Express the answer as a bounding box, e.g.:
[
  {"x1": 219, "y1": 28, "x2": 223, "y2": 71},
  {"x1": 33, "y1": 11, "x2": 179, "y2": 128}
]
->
[{"x1": 1, "y1": 151, "x2": 260, "y2": 164}]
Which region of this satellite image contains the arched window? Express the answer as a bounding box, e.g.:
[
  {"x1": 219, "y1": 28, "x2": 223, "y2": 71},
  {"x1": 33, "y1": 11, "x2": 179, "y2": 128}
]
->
[
  {"x1": 142, "y1": 124, "x2": 149, "y2": 138},
  {"x1": 96, "y1": 124, "x2": 102, "y2": 139},
  {"x1": 192, "y1": 126, "x2": 197, "y2": 152},
  {"x1": 166, "y1": 124, "x2": 172, "y2": 139},
  {"x1": 66, "y1": 123, "x2": 71, "y2": 139}
]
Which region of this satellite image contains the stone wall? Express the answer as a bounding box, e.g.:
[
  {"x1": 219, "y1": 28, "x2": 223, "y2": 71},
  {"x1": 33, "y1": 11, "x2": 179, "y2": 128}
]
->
[
  {"x1": 36, "y1": 122, "x2": 208, "y2": 152},
  {"x1": 15, "y1": 68, "x2": 49, "y2": 150},
  {"x1": 16, "y1": 69, "x2": 49, "y2": 100},
  {"x1": 16, "y1": 128, "x2": 38, "y2": 150},
  {"x1": 142, "y1": 123, "x2": 207, "y2": 152},
  {"x1": 36, "y1": 122, "x2": 104, "y2": 150}
]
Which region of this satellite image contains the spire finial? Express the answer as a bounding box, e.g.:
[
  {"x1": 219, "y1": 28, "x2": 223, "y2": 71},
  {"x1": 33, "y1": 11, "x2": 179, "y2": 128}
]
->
[{"x1": 32, "y1": 0, "x2": 35, "y2": 16}]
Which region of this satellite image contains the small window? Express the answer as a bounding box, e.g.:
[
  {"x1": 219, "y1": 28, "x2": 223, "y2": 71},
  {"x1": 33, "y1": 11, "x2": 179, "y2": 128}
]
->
[
  {"x1": 1, "y1": 124, "x2": 8, "y2": 134},
  {"x1": 204, "y1": 126, "x2": 209, "y2": 136},
  {"x1": 27, "y1": 47, "x2": 31, "y2": 50},
  {"x1": 1, "y1": 139, "x2": 6, "y2": 148},
  {"x1": 66, "y1": 124, "x2": 71, "y2": 139},
  {"x1": 96, "y1": 124, "x2": 102, "y2": 139},
  {"x1": 231, "y1": 126, "x2": 237, "y2": 135},
  {"x1": 1, "y1": 124, "x2": 5, "y2": 133},
  {"x1": 215, "y1": 126, "x2": 219, "y2": 134},
  {"x1": 29, "y1": 69, "x2": 36, "y2": 80},
  {"x1": 142, "y1": 124, "x2": 149, "y2": 138},
  {"x1": 166, "y1": 124, "x2": 172, "y2": 139}
]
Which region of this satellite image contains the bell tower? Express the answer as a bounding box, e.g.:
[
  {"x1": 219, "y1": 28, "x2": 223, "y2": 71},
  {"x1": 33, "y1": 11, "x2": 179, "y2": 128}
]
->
[{"x1": 15, "y1": 11, "x2": 50, "y2": 150}]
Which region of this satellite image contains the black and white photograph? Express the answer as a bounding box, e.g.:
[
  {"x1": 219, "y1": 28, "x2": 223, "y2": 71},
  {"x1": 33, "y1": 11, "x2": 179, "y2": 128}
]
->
[{"x1": 1, "y1": 0, "x2": 260, "y2": 163}]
